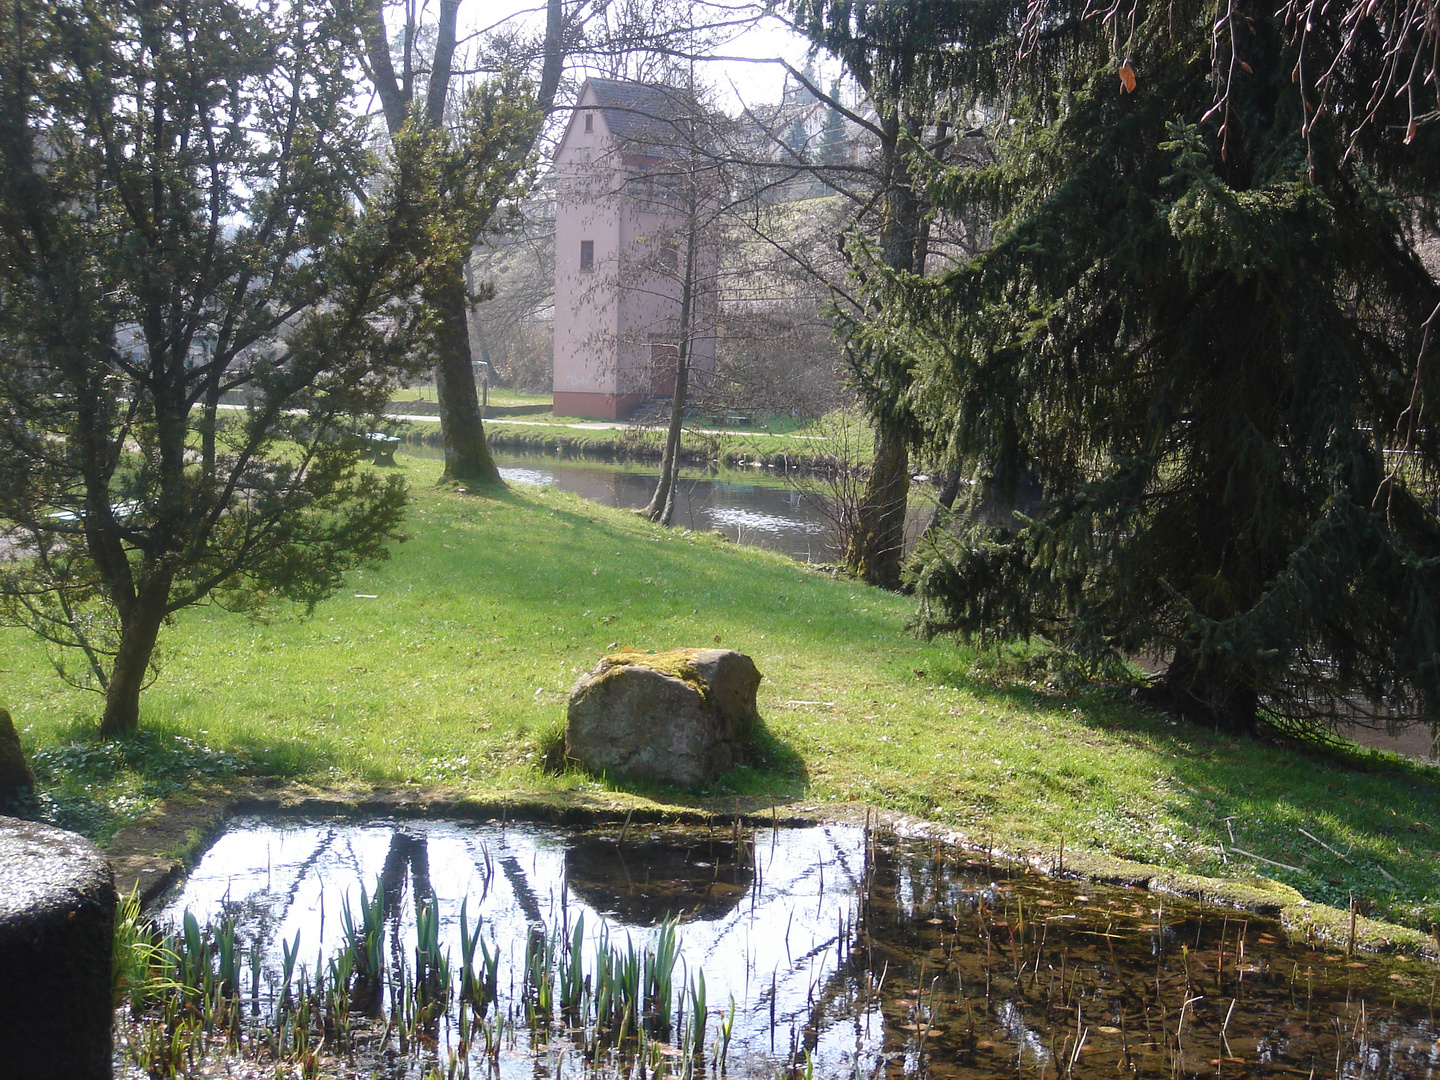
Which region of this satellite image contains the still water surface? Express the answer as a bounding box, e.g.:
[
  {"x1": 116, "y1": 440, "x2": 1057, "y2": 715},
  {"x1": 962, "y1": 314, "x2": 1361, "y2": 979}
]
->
[
  {"x1": 160, "y1": 818, "x2": 1440, "y2": 1079},
  {"x1": 408, "y1": 447, "x2": 849, "y2": 560}
]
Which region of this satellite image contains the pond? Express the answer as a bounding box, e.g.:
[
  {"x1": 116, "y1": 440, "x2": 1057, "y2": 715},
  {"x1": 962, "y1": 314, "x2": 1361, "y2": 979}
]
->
[
  {"x1": 403, "y1": 446, "x2": 924, "y2": 561},
  {"x1": 493, "y1": 456, "x2": 839, "y2": 562},
  {"x1": 133, "y1": 817, "x2": 1440, "y2": 1080}
]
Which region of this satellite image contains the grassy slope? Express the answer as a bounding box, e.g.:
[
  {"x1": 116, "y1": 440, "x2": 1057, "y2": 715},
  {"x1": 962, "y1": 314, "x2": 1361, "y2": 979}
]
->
[
  {"x1": 391, "y1": 386, "x2": 553, "y2": 407},
  {"x1": 5, "y1": 454, "x2": 1439, "y2": 930}
]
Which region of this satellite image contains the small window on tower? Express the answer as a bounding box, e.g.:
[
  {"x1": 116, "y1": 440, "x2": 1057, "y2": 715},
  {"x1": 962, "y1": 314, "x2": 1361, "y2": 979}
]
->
[
  {"x1": 580, "y1": 240, "x2": 594, "y2": 271},
  {"x1": 584, "y1": 111, "x2": 593, "y2": 133}
]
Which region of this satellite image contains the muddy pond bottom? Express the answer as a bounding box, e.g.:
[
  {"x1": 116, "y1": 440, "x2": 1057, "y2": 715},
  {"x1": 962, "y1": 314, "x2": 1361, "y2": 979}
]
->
[{"x1": 146, "y1": 819, "x2": 1440, "y2": 1080}]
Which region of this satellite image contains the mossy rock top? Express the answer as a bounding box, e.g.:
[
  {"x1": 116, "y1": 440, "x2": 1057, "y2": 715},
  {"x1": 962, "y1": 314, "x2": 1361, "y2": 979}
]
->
[
  {"x1": 594, "y1": 648, "x2": 717, "y2": 699},
  {"x1": 567, "y1": 648, "x2": 763, "y2": 788}
]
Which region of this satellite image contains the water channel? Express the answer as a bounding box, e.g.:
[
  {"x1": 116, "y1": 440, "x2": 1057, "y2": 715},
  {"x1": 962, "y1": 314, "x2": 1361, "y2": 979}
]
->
[
  {"x1": 404, "y1": 446, "x2": 889, "y2": 562},
  {"x1": 146, "y1": 817, "x2": 1440, "y2": 1080}
]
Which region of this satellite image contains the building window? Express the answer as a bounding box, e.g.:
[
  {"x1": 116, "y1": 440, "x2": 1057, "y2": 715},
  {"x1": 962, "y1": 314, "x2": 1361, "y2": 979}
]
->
[
  {"x1": 584, "y1": 111, "x2": 593, "y2": 133},
  {"x1": 580, "y1": 240, "x2": 594, "y2": 271}
]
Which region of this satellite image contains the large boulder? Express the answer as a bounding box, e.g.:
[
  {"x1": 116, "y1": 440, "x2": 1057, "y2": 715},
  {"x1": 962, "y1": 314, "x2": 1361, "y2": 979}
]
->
[
  {"x1": 0, "y1": 817, "x2": 117, "y2": 1080},
  {"x1": 0, "y1": 708, "x2": 36, "y2": 807},
  {"x1": 565, "y1": 648, "x2": 762, "y2": 787}
]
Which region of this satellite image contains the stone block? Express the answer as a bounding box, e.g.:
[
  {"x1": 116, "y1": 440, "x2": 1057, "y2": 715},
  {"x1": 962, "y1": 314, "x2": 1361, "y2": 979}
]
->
[
  {"x1": 565, "y1": 648, "x2": 761, "y2": 787},
  {"x1": 0, "y1": 708, "x2": 36, "y2": 806},
  {"x1": 0, "y1": 817, "x2": 117, "y2": 1080}
]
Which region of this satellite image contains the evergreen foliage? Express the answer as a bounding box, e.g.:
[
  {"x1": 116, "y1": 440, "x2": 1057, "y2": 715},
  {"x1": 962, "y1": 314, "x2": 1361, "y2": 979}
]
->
[
  {"x1": 878, "y1": 0, "x2": 1440, "y2": 732},
  {"x1": 0, "y1": 0, "x2": 431, "y2": 735},
  {"x1": 791, "y1": 0, "x2": 989, "y2": 590}
]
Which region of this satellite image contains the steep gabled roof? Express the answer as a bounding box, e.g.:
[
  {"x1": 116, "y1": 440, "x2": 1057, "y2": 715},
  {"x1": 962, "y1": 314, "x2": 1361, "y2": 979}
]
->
[{"x1": 584, "y1": 78, "x2": 700, "y2": 149}]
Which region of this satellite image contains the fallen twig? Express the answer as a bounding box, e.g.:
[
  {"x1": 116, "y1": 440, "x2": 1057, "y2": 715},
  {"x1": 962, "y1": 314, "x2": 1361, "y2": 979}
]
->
[
  {"x1": 1224, "y1": 844, "x2": 1305, "y2": 874},
  {"x1": 1297, "y1": 827, "x2": 1352, "y2": 862}
]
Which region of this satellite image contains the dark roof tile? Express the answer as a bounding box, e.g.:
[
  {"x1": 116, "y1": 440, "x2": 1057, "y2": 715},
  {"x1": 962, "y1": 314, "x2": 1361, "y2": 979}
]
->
[{"x1": 585, "y1": 78, "x2": 697, "y2": 147}]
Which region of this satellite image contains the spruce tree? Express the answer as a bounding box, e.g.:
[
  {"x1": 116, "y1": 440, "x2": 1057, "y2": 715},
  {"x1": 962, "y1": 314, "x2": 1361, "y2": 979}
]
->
[{"x1": 881, "y1": 0, "x2": 1440, "y2": 733}]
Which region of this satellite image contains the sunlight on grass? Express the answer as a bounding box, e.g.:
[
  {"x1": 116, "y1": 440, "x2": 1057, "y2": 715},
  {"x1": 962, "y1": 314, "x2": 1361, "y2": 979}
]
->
[{"x1": 4, "y1": 451, "x2": 1439, "y2": 929}]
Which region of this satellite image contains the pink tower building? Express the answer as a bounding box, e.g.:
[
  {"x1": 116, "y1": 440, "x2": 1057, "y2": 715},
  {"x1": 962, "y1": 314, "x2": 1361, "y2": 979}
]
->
[{"x1": 551, "y1": 79, "x2": 717, "y2": 420}]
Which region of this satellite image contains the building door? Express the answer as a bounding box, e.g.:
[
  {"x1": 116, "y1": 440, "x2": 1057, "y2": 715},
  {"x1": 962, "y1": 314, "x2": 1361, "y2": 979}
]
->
[{"x1": 650, "y1": 341, "x2": 679, "y2": 397}]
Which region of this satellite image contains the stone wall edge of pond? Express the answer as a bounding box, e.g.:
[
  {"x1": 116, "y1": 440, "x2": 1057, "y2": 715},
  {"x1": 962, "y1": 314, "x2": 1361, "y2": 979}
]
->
[{"x1": 103, "y1": 782, "x2": 1440, "y2": 963}]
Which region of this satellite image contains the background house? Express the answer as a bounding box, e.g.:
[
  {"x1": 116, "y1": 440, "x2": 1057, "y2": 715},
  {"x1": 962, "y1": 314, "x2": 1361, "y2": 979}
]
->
[{"x1": 551, "y1": 78, "x2": 719, "y2": 420}]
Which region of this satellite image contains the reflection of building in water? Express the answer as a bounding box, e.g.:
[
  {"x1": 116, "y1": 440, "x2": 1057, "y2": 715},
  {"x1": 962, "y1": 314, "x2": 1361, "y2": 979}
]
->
[{"x1": 563, "y1": 828, "x2": 753, "y2": 924}]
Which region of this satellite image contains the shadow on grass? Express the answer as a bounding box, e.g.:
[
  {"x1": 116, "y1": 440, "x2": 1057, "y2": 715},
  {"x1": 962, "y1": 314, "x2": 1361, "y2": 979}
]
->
[
  {"x1": 915, "y1": 643, "x2": 1440, "y2": 926},
  {"x1": 13, "y1": 718, "x2": 336, "y2": 845}
]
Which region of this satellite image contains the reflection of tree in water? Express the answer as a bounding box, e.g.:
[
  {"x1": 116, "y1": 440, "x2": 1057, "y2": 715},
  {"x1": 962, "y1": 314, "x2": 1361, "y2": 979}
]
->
[
  {"x1": 563, "y1": 828, "x2": 755, "y2": 925},
  {"x1": 378, "y1": 828, "x2": 436, "y2": 971},
  {"x1": 781, "y1": 839, "x2": 1436, "y2": 1080},
  {"x1": 215, "y1": 825, "x2": 339, "y2": 960}
]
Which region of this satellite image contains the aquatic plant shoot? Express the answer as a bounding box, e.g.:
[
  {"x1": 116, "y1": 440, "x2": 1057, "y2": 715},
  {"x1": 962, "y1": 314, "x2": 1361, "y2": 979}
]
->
[{"x1": 117, "y1": 820, "x2": 1439, "y2": 1079}]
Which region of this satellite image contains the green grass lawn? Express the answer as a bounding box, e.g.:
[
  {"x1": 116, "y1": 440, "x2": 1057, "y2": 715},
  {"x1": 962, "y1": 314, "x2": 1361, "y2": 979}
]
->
[
  {"x1": 5, "y1": 453, "x2": 1440, "y2": 933},
  {"x1": 401, "y1": 409, "x2": 871, "y2": 468},
  {"x1": 392, "y1": 385, "x2": 553, "y2": 408}
]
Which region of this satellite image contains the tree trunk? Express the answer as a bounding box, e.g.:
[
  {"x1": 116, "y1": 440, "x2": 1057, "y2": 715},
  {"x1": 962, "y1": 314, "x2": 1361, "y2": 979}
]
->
[
  {"x1": 434, "y1": 266, "x2": 503, "y2": 485},
  {"x1": 921, "y1": 470, "x2": 962, "y2": 537},
  {"x1": 1156, "y1": 647, "x2": 1260, "y2": 735},
  {"x1": 97, "y1": 583, "x2": 170, "y2": 738},
  {"x1": 652, "y1": 346, "x2": 690, "y2": 526},
  {"x1": 844, "y1": 118, "x2": 924, "y2": 589},
  {"x1": 644, "y1": 206, "x2": 699, "y2": 525},
  {"x1": 846, "y1": 427, "x2": 910, "y2": 589}
]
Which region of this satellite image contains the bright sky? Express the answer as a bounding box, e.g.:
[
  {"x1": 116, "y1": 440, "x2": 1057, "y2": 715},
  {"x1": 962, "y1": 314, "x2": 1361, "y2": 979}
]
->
[{"x1": 464, "y1": 0, "x2": 846, "y2": 114}]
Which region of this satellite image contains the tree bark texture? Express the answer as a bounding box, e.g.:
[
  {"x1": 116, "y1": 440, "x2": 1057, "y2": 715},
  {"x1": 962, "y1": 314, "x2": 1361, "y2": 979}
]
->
[
  {"x1": 1154, "y1": 647, "x2": 1260, "y2": 735},
  {"x1": 845, "y1": 427, "x2": 910, "y2": 590},
  {"x1": 845, "y1": 123, "x2": 924, "y2": 589},
  {"x1": 645, "y1": 197, "x2": 699, "y2": 525},
  {"x1": 98, "y1": 577, "x2": 171, "y2": 737},
  {"x1": 434, "y1": 266, "x2": 503, "y2": 484}
]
